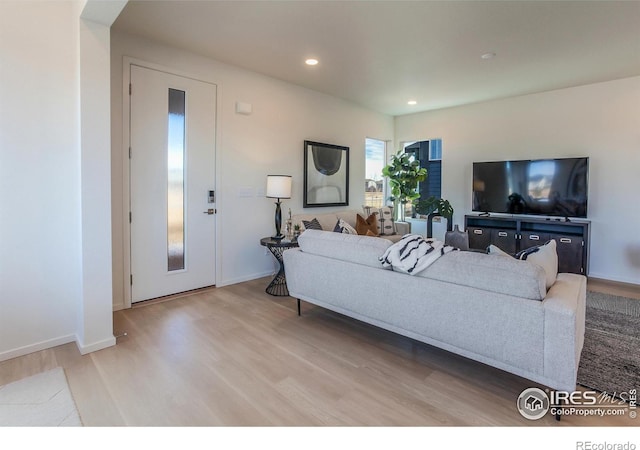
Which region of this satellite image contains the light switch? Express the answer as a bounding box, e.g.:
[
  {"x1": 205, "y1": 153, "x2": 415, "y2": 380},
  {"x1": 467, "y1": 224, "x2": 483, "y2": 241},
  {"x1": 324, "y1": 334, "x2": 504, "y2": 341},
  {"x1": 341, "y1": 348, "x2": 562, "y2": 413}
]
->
[{"x1": 235, "y1": 101, "x2": 252, "y2": 115}]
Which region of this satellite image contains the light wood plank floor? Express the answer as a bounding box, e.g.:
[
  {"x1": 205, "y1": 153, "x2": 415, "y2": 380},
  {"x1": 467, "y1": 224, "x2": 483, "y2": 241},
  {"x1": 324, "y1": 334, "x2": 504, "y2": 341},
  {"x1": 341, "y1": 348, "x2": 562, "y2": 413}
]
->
[{"x1": 0, "y1": 277, "x2": 637, "y2": 426}]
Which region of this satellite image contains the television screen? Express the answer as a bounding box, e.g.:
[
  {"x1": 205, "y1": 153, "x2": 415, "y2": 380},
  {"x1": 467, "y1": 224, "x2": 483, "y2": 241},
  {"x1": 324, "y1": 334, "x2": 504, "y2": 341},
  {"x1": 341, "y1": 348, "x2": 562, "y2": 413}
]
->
[{"x1": 472, "y1": 157, "x2": 589, "y2": 218}]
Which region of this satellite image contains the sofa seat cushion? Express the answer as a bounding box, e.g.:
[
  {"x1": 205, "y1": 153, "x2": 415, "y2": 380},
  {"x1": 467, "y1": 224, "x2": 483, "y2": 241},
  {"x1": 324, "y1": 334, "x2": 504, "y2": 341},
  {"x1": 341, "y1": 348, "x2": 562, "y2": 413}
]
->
[
  {"x1": 420, "y1": 250, "x2": 547, "y2": 300},
  {"x1": 297, "y1": 230, "x2": 392, "y2": 268}
]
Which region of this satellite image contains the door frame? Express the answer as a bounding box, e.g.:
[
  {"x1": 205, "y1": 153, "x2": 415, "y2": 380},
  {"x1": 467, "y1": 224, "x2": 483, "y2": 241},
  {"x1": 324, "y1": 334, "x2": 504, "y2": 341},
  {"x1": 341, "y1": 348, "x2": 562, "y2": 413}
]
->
[{"x1": 121, "y1": 57, "x2": 221, "y2": 309}]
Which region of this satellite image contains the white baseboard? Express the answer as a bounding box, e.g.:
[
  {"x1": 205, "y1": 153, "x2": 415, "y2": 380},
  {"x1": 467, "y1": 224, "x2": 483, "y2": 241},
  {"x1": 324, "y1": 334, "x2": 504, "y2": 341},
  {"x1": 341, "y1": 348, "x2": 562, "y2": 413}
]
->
[
  {"x1": 75, "y1": 335, "x2": 116, "y2": 355},
  {"x1": 587, "y1": 272, "x2": 640, "y2": 286},
  {"x1": 112, "y1": 301, "x2": 125, "y2": 312},
  {"x1": 216, "y1": 270, "x2": 273, "y2": 288},
  {"x1": 0, "y1": 334, "x2": 76, "y2": 363}
]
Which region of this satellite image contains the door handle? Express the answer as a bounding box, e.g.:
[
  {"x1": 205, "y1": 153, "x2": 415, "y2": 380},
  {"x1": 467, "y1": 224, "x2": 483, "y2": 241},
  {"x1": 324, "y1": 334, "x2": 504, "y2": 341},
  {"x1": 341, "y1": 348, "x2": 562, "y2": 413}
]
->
[
  {"x1": 498, "y1": 231, "x2": 507, "y2": 237},
  {"x1": 529, "y1": 235, "x2": 540, "y2": 241},
  {"x1": 203, "y1": 209, "x2": 216, "y2": 215}
]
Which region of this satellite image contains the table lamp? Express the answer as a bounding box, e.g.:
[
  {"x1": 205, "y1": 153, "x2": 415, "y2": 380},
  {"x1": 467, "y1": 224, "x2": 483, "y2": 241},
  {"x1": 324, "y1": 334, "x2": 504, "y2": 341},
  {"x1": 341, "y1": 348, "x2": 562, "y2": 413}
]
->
[{"x1": 266, "y1": 175, "x2": 292, "y2": 239}]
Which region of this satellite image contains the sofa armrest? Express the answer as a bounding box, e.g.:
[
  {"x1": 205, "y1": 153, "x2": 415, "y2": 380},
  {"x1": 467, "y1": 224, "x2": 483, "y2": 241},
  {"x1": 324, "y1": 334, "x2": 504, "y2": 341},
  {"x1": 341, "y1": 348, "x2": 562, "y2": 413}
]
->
[
  {"x1": 395, "y1": 221, "x2": 411, "y2": 235},
  {"x1": 542, "y1": 273, "x2": 587, "y2": 392}
]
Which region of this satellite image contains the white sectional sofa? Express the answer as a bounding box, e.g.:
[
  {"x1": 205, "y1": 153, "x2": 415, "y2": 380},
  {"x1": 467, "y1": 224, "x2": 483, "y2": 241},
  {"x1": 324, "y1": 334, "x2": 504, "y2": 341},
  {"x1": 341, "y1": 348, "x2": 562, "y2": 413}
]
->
[{"x1": 283, "y1": 230, "x2": 586, "y2": 392}]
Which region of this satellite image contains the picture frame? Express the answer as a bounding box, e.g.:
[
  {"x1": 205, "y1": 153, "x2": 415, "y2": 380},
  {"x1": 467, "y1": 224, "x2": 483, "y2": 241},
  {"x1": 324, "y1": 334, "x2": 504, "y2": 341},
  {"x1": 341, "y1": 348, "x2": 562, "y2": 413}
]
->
[{"x1": 303, "y1": 140, "x2": 349, "y2": 208}]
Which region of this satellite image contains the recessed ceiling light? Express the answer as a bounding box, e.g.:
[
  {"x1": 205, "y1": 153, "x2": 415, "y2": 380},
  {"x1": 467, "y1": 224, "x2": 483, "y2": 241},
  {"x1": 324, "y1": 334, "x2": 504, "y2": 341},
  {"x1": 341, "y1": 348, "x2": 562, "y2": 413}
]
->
[
  {"x1": 305, "y1": 58, "x2": 319, "y2": 66},
  {"x1": 407, "y1": 100, "x2": 417, "y2": 105},
  {"x1": 481, "y1": 52, "x2": 496, "y2": 60}
]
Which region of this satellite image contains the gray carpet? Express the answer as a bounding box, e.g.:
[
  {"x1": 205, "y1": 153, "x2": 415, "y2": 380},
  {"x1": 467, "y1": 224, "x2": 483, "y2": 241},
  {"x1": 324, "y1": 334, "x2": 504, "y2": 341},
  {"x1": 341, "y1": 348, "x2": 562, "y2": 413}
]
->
[{"x1": 577, "y1": 291, "x2": 640, "y2": 397}]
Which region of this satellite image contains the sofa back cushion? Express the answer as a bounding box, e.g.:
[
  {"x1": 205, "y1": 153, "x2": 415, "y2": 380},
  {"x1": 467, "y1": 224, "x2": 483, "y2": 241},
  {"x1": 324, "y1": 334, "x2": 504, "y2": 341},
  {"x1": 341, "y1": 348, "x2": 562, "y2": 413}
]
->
[
  {"x1": 293, "y1": 210, "x2": 360, "y2": 232},
  {"x1": 420, "y1": 250, "x2": 547, "y2": 300},
  {"x1": 297, "y1": 229, "x2": 392, "y2": 269}
]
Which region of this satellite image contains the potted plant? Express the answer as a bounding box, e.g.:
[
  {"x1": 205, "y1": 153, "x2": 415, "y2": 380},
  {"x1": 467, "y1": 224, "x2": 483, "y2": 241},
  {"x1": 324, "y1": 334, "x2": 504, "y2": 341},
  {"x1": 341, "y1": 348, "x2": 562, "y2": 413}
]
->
[
  {"x1": 414, "y1": 196, "x2": 454, "y2": 222},
  {"x1": 382, "y1": 151, "x2": 427, "y2": 221}
]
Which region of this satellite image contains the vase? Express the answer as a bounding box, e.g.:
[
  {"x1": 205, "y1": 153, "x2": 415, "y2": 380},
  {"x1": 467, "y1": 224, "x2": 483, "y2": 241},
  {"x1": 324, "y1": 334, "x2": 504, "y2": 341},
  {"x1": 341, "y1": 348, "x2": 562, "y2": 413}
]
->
[{"x1": 445, "y1": 224, "x2": 469, "y2": 250}]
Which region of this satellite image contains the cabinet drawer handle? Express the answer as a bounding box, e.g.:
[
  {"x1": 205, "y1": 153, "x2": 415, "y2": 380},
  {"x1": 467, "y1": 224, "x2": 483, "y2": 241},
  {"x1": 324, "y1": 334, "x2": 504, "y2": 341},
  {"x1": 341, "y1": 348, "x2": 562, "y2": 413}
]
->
[
  {"x1": 529, "y1": 235, "x2": 540, "y2": 241},
  {"x1": 560, "y1": 237, "x2": 572, "y2": 243},
  {"x1": 473, "y1": 229, "x2": 483, "y2": 235},
  {"x1": 498, "y1": 232, "x2": 507, "y2": 237}
]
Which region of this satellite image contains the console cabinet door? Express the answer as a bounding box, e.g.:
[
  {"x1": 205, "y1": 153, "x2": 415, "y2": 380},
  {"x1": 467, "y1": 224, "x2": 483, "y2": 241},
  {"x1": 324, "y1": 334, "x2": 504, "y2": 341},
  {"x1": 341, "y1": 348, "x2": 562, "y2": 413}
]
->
[
  {"x1": 520, "y1": 232, "x2": 551, "y2": 251},
  {"x1": 554, "y1": 235, "x2": 584, "y2": 274},
  {"x1": 491, "y1": 229, "x2": 517, "y2": 254},
  {"x1": 467, "y1": 227, "x2": 491, "y2": 251}
]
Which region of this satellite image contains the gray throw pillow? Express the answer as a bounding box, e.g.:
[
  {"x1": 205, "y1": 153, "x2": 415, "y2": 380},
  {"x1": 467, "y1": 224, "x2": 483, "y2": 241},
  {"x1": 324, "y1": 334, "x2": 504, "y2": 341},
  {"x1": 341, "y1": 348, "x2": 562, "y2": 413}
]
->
[{"x1": 302, "y1": 218, "x2": 323, "y2": 231}]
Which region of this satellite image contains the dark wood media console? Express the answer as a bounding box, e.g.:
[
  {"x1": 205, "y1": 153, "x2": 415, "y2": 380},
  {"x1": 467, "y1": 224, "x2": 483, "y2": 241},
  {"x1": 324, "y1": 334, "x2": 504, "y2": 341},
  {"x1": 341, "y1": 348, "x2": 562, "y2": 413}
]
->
[{"x1": 464, "y1": 214, "x2": 590, "y2": 275}]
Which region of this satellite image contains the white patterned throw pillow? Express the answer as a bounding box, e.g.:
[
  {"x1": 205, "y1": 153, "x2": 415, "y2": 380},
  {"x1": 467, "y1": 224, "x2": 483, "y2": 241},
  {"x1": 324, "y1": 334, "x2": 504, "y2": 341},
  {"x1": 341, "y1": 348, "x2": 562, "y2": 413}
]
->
[
  {"x1": 339, "y1": 218, "x2": 358, "y2": 235},
  {"x1": 516, "y1": 239, "x2": 558, "y2": 290},
  {"x1": 362, "y1": 205, "x2": 396, "y2": 236}
]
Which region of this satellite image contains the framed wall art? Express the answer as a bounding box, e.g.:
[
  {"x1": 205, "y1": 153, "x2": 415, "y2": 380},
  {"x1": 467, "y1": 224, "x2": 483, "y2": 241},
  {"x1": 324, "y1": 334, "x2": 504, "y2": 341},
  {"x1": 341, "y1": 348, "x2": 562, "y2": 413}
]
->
[{"x1": 303, "y1": 140, "x2": 349, "y2": 207}]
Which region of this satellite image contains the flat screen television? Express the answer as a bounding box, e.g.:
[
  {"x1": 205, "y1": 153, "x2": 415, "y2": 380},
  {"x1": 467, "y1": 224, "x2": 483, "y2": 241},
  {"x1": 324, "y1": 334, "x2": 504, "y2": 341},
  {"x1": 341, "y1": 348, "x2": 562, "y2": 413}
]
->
[{"x1": 472, "y1": 157, "x2": 589, "y2": 218}]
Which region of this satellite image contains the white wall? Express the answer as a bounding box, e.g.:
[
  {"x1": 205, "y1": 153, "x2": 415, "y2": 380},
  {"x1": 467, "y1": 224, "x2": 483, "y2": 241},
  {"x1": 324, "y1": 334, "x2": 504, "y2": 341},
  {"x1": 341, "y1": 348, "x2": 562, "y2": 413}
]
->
[
  {"x1": 0, "y1": 1, "x2": 120, "y2": 361},
  {"x1": 0, "y1": 2, "x2": 82, "y2": 359},
  {"x1": 395, "y1": 77, "x2": 640, "y2": 284},
  {"x1": 110, "y1": 31, "x2": 394, "y2": 308},
  {"x1": 78, "y1": 17, "x2": 117, "y2": 354}
]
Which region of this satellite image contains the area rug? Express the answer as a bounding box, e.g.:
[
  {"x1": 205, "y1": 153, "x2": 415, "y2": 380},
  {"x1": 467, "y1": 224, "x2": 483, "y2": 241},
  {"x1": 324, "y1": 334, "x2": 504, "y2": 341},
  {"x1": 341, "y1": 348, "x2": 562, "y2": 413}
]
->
[
  {"x1": 0, "y1": 368, "x2": 82, "y2": 426},
  {"x1": 576, "y1": 291, "x2": 640, "y2": 397}
]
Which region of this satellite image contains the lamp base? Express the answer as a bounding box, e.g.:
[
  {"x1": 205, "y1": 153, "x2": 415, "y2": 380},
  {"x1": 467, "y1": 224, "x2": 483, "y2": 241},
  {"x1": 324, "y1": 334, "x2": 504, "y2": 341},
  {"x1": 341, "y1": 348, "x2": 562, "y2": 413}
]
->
[{"x1": 273, "y1": 199, "x2": 283, "y2": 240}]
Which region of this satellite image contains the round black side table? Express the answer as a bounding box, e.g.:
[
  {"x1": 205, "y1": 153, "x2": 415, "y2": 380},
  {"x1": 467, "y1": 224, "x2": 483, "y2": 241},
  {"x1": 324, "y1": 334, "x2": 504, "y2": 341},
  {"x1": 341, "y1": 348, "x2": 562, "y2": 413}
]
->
[{"x1": 260, "y1": 237, "x2": 299, "y2": 296}]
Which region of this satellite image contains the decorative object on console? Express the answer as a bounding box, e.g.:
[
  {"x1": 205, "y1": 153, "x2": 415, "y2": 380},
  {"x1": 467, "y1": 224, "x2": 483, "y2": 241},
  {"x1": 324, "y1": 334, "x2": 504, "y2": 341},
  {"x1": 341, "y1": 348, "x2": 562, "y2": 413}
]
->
[
  {"x1": 303, "y1": 140, "x2": 349, "y2": 207},
  {"x1": 355, "y1": 213, "x2": 379, "y2": 236},
  {"x1": 266, "y1": 175, "x2": 292, "y2": 239},
  {"x1": 445, "y1": 225, "x2": 469, "y2": 251},
  {"x1": 284, "y1": 208, "x2": 294, "y2": 240}
]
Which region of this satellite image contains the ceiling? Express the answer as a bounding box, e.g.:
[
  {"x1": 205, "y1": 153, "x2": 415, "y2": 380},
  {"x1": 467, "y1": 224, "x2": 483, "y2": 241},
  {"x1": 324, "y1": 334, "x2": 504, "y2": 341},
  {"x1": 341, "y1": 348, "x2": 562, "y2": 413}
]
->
[{"x1": 112, "y1": 1, "x2": 640, "y2": 116}]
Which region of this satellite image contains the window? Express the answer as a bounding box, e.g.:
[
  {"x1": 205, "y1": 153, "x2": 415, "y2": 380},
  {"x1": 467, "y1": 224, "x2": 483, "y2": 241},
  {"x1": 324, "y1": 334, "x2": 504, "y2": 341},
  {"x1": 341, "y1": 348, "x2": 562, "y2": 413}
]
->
[
  {"x1": 365, "y1": 138, "x2": 386, "y2": 208},
  {"x1": 403, "y1": 139, "x2": 443, "y2": 201},
  {"x1": 167, "y1": 88, "x2": 186, "y2": 271}
]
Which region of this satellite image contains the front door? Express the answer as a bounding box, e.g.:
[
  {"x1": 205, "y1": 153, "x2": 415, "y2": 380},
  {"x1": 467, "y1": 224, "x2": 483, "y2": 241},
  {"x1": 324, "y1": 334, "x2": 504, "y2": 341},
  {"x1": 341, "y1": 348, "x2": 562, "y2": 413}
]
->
[{"x1": 129, "y1": 64, "x2": 216, "y2": 303}]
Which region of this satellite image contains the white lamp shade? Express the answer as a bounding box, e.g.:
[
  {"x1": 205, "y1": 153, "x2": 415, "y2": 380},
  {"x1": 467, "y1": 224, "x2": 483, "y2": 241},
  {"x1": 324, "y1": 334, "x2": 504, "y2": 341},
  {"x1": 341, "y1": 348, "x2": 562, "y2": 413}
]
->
[{"x1": 266, "y1": 175, "x2": 292, "y2": 199}]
